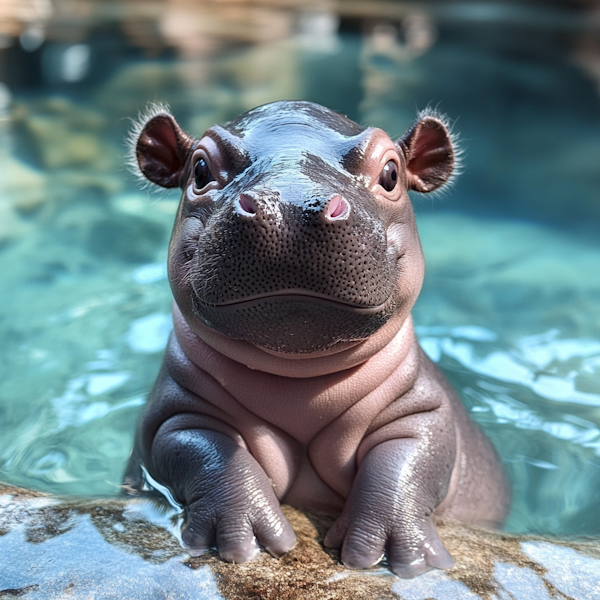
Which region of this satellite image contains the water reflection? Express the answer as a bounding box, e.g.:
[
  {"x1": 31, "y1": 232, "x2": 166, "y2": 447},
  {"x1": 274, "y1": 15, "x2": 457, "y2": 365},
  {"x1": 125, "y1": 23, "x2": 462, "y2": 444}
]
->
[
  {"x1": 421, "y1": 328, "x2": 600, "y2": 406},
  {"x1": 417, "y1": 324, "x2": 600, "y2": 534}
]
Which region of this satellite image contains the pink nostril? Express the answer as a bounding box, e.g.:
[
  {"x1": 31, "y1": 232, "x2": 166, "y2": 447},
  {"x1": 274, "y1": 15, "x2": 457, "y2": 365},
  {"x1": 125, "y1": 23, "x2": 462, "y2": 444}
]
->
[
  {"x1": 238, "y1": 193, "x2": 257, "y2": 215},
  {"x1": 326, "y1": 195, "x2": 349, "y2": 220}
]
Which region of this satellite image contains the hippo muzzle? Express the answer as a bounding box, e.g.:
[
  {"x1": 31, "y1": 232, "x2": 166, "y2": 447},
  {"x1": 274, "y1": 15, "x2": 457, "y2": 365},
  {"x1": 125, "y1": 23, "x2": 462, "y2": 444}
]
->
[{"x1": 187, "y1": 155, "x2": 396, "y2": 353}]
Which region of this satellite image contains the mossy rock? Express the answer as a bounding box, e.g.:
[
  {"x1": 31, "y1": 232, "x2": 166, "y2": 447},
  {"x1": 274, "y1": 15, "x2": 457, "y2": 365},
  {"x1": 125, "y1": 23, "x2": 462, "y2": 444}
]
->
[{"x1": 1, "y1": 483, "x2": 599, "y2": 599}]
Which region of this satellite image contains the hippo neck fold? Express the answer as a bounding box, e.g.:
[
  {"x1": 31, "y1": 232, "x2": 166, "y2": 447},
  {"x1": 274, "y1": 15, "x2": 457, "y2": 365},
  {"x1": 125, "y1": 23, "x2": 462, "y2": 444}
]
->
[{"x1": 172, "y1": 303, "x2": 417, "y2": 379}]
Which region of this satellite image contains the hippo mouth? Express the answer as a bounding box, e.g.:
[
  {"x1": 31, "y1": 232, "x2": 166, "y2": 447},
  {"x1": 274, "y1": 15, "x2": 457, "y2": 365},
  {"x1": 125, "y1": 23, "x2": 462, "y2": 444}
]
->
[
  {"x1": 191, "y1": 291, "x2": 395, "y2": 354},
  {"x1": 211, "y1": 290, "x2": 390, "y2": 314}
]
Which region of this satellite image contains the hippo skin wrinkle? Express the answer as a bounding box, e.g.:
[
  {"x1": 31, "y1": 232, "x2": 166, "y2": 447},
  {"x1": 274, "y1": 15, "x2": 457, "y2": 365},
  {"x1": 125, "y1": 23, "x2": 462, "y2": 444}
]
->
[{"x1": 125, "y1": 101, "x2": 510, "y2": 578}]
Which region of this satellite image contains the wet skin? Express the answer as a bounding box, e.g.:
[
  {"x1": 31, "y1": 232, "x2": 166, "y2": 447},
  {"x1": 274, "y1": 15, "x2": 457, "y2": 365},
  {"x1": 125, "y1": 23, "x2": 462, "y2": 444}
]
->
[{"x1": 125, "y1": 101, "x2": 510, "y2": 578}]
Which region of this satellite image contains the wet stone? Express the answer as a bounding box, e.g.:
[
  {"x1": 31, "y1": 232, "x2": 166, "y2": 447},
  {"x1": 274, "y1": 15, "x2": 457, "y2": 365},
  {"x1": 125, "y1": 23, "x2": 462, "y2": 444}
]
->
[
  {"x1": 1, "y1": 484, "x2": 600, "y2": 600},
  {"x1": 12, "y1": 98, "x2": 115, "y2": 173}
]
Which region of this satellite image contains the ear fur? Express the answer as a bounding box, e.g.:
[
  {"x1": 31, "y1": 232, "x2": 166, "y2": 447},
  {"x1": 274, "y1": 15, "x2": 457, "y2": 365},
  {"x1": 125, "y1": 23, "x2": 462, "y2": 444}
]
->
[
  {"x1": 398, "y1": 110, "x2": 459, "y2": 193},
  {"x1": 129, "y1": 104, "x2": 194, "y2": 188}
]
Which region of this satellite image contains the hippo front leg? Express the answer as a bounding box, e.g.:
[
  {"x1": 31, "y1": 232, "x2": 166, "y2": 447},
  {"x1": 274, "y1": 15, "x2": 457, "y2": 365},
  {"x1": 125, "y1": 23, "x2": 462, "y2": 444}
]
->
[
  {"x1": 324, "y1": 433, "x2": 455, "y2": 578},
  {"x1": 149, "y1": 417, "x2": 296, "y2": 562}
]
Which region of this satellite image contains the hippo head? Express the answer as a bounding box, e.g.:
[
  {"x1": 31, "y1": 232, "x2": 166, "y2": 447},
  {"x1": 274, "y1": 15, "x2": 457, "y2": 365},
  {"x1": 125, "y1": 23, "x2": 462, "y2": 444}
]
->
[{"x1": 134, "y1": 101, "x2": 456, "y2": 354}]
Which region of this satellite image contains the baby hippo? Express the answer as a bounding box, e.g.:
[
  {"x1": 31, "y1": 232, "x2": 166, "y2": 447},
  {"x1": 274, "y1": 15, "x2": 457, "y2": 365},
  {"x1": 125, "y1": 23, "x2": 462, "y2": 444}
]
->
[{"x1": 125, "y1": 101, "x2": 509, "y2": 578}]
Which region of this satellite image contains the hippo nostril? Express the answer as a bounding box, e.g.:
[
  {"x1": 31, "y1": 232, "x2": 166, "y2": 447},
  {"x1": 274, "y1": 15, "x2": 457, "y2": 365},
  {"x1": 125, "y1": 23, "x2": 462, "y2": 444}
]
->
[
  {"x1": 325, "y1": 195, "x2": 350, "y2": 221},
  {"x1": 237, "y1": 193, "x2": 257, "y2": 216}
]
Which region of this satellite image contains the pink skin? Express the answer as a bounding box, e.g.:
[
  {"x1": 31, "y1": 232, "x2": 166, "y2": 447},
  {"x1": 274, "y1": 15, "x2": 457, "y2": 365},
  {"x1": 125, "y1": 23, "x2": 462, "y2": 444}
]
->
[{"x1": 126, "y1": 101, "x2": 510, "y2": 578}]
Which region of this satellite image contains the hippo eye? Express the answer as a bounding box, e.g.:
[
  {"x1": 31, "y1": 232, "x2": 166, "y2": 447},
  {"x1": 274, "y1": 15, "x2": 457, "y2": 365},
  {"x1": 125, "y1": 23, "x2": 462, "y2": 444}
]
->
[
  {"x1": 194, "y1": 158, "x2": 214, "y2": 190},
  {"x1": 379, "y1": 160, "x2": 398, "y2": 192}
]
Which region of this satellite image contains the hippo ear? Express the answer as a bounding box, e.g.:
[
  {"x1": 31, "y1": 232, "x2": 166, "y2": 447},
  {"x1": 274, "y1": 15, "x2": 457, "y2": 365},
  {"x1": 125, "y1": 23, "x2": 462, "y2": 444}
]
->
[
  {"x1": 135, "y1": 111, "x2": 194, "y2": 188},
  {"x1": 397, "y1": 114, "x2": 456, "y2": 193}
]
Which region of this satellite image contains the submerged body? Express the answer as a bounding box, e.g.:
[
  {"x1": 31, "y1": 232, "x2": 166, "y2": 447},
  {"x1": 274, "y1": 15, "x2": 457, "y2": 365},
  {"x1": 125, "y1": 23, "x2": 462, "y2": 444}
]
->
[{"x1": 126, "y1": 101, "x2": 509, "y2": 578}]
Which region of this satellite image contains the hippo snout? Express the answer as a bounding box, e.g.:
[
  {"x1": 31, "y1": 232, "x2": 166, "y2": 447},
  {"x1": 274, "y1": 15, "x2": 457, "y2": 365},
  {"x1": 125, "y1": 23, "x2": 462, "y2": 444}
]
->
[
  {"x1": 235, "y1": 191, "x2": 350, "y2": 222},
  {"x1": 188, "y1": 189, "x2": 395, "y2": 353}
]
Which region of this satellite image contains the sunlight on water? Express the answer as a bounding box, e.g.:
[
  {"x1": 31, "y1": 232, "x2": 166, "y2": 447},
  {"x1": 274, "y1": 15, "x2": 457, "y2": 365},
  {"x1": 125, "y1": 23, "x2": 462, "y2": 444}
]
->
[
  {"x1": 0, "y1": 1, "x2": 599, "y2": 537},
  {"x1": 421, "y1": 329, "x2": 600, "y2": 407},
  {"x1": 416, "y1": 324, "x2": 600, "y2": 533}
]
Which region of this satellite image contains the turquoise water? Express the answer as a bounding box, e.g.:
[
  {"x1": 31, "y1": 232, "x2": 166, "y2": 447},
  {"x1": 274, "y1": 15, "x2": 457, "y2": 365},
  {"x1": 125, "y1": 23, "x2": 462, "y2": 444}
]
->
[{"x1": 0, "y1": 1, "x2": 599, "y2": 537}]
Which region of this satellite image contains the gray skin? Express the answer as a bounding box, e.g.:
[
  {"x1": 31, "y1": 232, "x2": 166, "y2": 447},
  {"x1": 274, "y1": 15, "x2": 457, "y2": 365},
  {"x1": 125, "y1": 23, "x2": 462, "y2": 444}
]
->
[{"x1": 125, "y1": 101, "x2": 510, "y2": 578}]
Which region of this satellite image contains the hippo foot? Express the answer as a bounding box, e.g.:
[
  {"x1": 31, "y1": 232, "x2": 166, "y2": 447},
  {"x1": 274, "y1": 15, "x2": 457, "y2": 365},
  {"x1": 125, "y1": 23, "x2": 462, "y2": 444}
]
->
[
  {"x1": 180, "y1": 496, "x2": 297, "y2": 564},
  {"x1": 324, "y1": 514, "x2": 454, "y2": 579}
]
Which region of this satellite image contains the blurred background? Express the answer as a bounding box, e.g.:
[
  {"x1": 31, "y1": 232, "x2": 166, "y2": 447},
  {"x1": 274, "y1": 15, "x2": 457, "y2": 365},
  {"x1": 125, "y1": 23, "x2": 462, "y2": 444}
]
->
[{"x1": 1, "y1": 0, "x2": 600, "y2": 538}]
